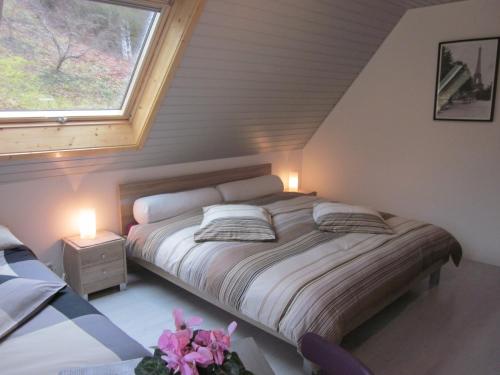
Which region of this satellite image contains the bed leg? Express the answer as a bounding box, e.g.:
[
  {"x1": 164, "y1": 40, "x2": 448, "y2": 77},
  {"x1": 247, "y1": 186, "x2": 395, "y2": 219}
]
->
[
  {"x1": 303, "y1": 358, "x2": 320, "y2": 374},
  {"x1": 429, "y1": 268, "x2": 441, "y2": 288}
]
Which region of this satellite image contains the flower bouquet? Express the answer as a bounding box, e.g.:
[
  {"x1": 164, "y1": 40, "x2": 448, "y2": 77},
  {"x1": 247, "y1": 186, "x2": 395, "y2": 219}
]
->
[{"x1": 135, "y1": 309, "x2": 254, "y2": 375}]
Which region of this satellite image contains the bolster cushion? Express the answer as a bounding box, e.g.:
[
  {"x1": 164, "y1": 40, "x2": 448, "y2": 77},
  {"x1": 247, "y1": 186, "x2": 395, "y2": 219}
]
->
[
  {"x1": 216, "y1": 175, "x2": 284, "y2": 202},
  {"x1": 133, "y1": 187, "x2": 223, "y2": 224}
]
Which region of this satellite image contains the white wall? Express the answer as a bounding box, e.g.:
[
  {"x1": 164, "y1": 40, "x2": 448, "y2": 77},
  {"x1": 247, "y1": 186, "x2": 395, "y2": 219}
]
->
[
  {"x1": 303, "y1": 0, "x2": 500, "y2": 266},
  {"x1": 0, "y1": 150, "x2": 301, "y2": 274}
]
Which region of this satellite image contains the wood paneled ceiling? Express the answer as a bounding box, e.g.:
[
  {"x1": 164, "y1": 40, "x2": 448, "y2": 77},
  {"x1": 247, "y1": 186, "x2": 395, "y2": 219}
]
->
[{"x1": 0, "y1": 0, "x2": 460, "y2": 183}]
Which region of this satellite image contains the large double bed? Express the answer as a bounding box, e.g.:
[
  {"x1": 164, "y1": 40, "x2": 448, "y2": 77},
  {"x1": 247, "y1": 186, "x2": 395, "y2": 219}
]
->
[{"x1": 121, "y1": 164, "x2": 462, "y2": 346}]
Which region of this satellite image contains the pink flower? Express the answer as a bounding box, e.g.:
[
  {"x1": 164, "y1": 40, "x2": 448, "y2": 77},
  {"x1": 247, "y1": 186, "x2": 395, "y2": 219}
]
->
[
  {"x1": 194, "y1": 346, "x2": 214, "y2": 367},
  {"x1": 197, "y1": 322, "x2": 237, "y2": 365},
  {"x1": 158, "y1": 329, "x2": 193, "y2": 356},
  {"x1": 162, "y1": 347, "x2": 213, "y2": 375},
  {"x1": 156, "y1": 310, "x2": 237, "y2": 373},
  {"x1": 193, "y1": 330, "x2": 211, "y2": 346},
  {"x1": 173, "y1": 308, "x2": 203, "y2": 333}
]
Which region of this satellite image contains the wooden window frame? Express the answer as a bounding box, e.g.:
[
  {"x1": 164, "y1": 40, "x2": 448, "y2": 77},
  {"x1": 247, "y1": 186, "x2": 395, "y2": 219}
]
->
[{"x1": 0, "y1": 0, "x2": 205, "y2": 160}]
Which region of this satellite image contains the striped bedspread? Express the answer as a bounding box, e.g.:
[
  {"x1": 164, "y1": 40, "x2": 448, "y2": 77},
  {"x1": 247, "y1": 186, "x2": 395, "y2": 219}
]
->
[
  {"x1": 0, "y1": 246, "x2": 149, "y2": 375},
  {"x1": 126, "y1": 193, "x2": 462, "y2": 345}
]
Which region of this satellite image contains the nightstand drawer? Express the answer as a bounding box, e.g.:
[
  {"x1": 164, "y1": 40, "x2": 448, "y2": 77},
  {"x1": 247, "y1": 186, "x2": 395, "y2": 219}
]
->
[
  {"x1": 80, "y1": 242, "x2": 123, "y2": 268},
  {"x1": 83, "y1": 273, "x2": 125, "y2": 295},
  {"x1": 81, "y1": 259, "x2": 124, "y2": 285}
]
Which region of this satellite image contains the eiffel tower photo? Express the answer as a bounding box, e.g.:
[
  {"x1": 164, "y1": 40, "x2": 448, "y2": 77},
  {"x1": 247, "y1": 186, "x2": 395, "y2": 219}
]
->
[{"x1": 434, "y1": 37, "x2": 499, "y2": 121}]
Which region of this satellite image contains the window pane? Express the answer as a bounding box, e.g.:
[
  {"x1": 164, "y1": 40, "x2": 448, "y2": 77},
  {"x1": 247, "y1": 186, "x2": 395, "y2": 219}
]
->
[{"x1": 0, "y1": 0, "x2": 158, "y2": 114}]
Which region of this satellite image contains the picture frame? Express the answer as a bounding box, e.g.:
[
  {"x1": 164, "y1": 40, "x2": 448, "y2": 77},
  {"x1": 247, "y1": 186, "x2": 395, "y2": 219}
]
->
[{"x1": 433, "y1": 37, "x2": 500, "y2": 122}]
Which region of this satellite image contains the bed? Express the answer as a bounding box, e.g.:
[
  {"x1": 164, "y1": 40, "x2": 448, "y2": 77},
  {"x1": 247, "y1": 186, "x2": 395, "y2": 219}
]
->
[
  {"x1": 0, "y1": 245, "x2": 150, "y2": 375},
  {"x1": 120, "y1": 164, "x2": 462, "y2": 346}
]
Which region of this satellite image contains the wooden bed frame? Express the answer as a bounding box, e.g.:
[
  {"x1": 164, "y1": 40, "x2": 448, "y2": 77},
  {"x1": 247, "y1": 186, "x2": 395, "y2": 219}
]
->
[
  {"x1": 118, "y1": 163, "x2": 443, "y2": 350},
  {"x1": 118, "y1": 163, "x2": 272, "y2": 235}
]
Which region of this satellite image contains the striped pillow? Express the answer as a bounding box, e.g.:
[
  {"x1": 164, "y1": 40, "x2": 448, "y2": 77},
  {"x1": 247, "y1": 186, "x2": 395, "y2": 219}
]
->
[
  {"x1": 194, "y1": 204, "x2": 276, "y2": 242},
  {"x1": 313, "y1": 202, "x2": 393, "y2": 234}
]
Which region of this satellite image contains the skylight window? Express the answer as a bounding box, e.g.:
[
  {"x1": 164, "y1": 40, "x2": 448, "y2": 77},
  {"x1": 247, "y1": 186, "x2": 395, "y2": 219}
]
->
[
  {"x1": 0, "y1": 0, "x2": 205, "y2": 159},
  {"x1": 0, "y1": 0, "x2": 159, "y2": 120}
]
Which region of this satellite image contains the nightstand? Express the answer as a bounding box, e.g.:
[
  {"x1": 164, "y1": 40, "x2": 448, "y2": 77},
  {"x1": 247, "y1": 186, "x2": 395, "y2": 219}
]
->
[{"x1": 62, "y1": 231, "x2": 127, "y2": 300}]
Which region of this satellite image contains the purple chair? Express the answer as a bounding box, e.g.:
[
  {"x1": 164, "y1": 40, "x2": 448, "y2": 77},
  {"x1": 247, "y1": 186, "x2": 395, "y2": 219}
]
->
[{"x1": 300, "y1": 333, "x2": 374, "y2": 375}]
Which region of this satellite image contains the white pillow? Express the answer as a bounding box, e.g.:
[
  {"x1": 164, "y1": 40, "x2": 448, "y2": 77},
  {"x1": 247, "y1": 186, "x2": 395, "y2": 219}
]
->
[
  {"x1": 133, "y1": 187, "x2": 223, "y2": 224},
  {"x1": 216, "y1": 175, "x2": 284, "y2": 202},
  {"x1": 0, "y1": 226, "x2": 23, "y2": 250}
]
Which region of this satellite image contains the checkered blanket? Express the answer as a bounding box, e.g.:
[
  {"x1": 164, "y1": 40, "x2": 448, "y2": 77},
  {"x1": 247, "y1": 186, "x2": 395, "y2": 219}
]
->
[{"x1": 0, "y1": 246, "x2": 149, "y2": 375}]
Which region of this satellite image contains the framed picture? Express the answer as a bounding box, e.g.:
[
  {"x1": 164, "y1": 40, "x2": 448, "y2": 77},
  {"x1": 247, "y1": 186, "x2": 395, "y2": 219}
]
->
[{"x1": 433, "y1": 37, "x2": 499, "y2": 122}]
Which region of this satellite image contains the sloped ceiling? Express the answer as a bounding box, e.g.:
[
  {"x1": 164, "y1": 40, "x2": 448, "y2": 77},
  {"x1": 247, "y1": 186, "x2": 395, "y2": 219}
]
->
[{"x1": 0, "y1": 0, "x2": 459, "y2": 183}]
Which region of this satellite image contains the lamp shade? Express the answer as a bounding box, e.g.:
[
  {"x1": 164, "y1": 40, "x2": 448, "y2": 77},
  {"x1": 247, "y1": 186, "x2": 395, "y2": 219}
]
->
[
  {"x1": 79, "y1": 209, "x2": 96, "y2": 239},
  {"x1": 288, "y1": 171, "x2": 299, "y2": 192}
]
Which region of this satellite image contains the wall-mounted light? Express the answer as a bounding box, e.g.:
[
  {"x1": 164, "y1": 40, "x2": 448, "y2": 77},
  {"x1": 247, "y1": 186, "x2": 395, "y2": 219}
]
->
[
  {"x1": 288, "y1": 171, "x2": 299, "y2": 192},
  {"x1": 79, "y1": 209, "x2": 96, "y2": 239}
]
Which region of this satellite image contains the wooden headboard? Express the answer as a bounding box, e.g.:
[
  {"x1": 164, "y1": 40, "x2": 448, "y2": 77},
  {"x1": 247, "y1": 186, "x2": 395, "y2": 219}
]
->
[{"x1": 118, "y1": 163, "x2": 272, "y2": 234}]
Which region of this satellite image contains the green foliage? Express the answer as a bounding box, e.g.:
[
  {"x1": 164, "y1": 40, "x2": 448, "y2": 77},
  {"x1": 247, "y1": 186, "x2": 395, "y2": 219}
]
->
[
  {"x1": 0, "y1": 52, "x2": 125, "y2": 110},
  {"x1": 37, "y1": 0, "x2": 152, "y2": 56},
  {"x1": 0, "y1": 0, "x2": 153, "y2": 111},
  {"x1": 135, "y1": 357, "x2": 172, "y2": 375},
  {"x1": 210, "y1": 352, "x2": 254, "y2": 375},
  {"x1": 135, "y1": 349, "x2": 172, "y2": 375},
  {"x1": 134, "y1": 351, "x2": 254, "y2": 375},
  {"x1": 0, "y1": 56, "x2": 45, "y2": 109}
]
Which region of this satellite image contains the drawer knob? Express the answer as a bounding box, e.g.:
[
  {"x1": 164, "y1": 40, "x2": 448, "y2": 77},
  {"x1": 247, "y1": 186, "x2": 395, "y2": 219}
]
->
[{"x1": 101, "y1": 254, "x2": 106, "y2": 260}]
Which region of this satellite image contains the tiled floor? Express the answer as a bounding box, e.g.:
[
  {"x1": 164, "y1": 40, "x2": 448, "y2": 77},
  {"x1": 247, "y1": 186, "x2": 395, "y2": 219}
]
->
[{"x1": 90, "y1": 259, "x2": 500, "y2": 375}]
